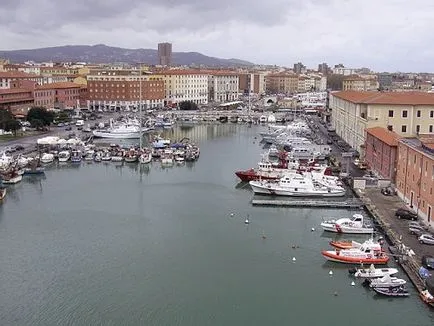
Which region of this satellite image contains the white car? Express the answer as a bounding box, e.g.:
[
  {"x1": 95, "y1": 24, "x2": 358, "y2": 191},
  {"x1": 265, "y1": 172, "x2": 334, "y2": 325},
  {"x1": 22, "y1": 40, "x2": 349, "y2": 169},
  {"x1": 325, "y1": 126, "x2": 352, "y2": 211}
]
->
[{"x1": 419, "y1": 234, "x2": 434, "y2": 245}]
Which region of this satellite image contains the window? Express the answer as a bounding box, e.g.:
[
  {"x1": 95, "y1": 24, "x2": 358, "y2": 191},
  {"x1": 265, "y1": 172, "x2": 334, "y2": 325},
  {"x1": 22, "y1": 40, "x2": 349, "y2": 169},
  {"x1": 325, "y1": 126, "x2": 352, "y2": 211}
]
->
[
  {"x1": 387, "y1": 125, "x2": 393, "y2": 131},
  {"x1": 430, "y1": 110, "x2": 434, "y2": 118},
  {"x1": 388, "y1": 110, "x2": 394, "y2": 117},
  {"x1": 417, "y1": 110, "x2": 421, "y2": 117},
  {"x1": 402, "y1": 110, "x2": 408, "y2": 118},
  {"x1": 416, "y1": 125, "x2": 420, "y2": 133},
  {"x1": 430, "y1": 125, "x2": 433, "y2": 133},
  {"x1": 401, "y1": 125, "x2": 407, "y2": 133}
]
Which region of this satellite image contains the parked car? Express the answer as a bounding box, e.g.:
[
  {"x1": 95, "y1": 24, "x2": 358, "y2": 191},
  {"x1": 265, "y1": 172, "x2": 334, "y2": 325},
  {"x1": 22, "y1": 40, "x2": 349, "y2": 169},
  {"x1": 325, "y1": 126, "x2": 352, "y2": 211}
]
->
[
  {"x1": 409, "y1": 225, "x2": 426, "y2": 236},
  {"x1": 419, "y1": 234, "x2": 434, "y2": 245},
  {"x1": 422, "y1": 255, "x2": 434, "y2": 269},
  {"x1": 408, "y1": 221, "x2": 428, "y2": 230},
  {"x1": 395, "y1": 208, "x2": 418, "y2": 220}
]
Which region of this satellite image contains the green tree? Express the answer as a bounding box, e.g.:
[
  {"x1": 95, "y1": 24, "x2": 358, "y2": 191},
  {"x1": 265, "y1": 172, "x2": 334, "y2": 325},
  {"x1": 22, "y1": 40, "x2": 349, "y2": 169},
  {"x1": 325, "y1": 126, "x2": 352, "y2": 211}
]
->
[
  {"x1": 178, "y1": 101, "x2": 199, "y2": 111},
  {"x1": 27, "y1": 107, "x2": 54, "y2": 126},
  {"x1": 29, "y1": 119, "x2": 44, "y2": 130},
  {"x1": 5, "y1": 119, "x2": 21, "y2": 136},
  {"x1": 55, "y1": 111, "x2": 70, "y2": 123},
  {"x1": 0, "y1": 109, "x2": 14, "y2": 130},
  {"x1": 326, "y1": 74, "x2": 345, "y2": 91}
]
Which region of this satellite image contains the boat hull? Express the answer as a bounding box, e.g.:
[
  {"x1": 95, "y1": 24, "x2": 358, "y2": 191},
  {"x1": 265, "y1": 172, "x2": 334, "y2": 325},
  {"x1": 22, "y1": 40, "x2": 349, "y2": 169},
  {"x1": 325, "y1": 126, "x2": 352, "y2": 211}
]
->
[
  {"x1": 321, "y1": 223, "x2": 374, "y2": 234},
  {"x1": 92, "y1": 131, "x2": 142, "y2": 139},
  {"x1": 235, "y1": 170, "x2": 280, "y2": 182},
  {"x1": 250, "y1": 182, "x2": 346, "y2": 197},
  {"x1": 321, "y1": 250, "x2": 389, "y2": 264},
  {"x1": 2, "y1": 175, "x2": 23, "y2": 184},
  {"x1": 329, "y1": 241, "x2": 361, "y2": 249}
]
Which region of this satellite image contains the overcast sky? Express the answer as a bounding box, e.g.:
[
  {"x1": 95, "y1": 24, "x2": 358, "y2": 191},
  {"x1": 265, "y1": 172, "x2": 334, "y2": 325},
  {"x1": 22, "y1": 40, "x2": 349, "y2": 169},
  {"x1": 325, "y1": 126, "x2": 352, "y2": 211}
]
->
[{"x1": 1, "y1": 0, "x2": 433, "y2": 72}]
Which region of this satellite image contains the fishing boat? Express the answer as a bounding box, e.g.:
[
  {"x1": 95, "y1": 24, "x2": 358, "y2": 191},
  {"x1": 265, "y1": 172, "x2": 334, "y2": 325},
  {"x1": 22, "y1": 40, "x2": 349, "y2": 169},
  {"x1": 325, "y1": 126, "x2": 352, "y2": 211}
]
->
[
  {"x1": 58, "y1": 150, "x2": 71, "y2": 162},
  {"x1": 321, "y1": 240, "x2": 389, "y2": 264},
  {"x1": 70, "y1": 150, "x2": 82, "y2": 163},
  {"x1": 40, "y1": 153, "x2": 55, "y2": 164},
  {"x1": 124, "y1": 150, "x2": 138, "y2": 163},
  {"x1": 0, "y1": 187, "x2": 6, "y2": 200},
  {"x1": 373, "y1": 285, "x2": 409, "y2": 297},
  {"x1": 23, "y1": 167, "x2": 45, "y2": 175},
  {"x1": 139, "y1": 153, "x2": 152, "y2": 164},
  {"x1": 92, "y1": 121, "x2": 145, "y2": 139},
  {"x1": 366, "y1": 274, "x2": 406, "y2": 288},
  {"x1": 321, "y1": 214, "x2": 374, "y2": 234},
  {"x1": 348, "y1": 264, "x2": 399, "y2": 278}
]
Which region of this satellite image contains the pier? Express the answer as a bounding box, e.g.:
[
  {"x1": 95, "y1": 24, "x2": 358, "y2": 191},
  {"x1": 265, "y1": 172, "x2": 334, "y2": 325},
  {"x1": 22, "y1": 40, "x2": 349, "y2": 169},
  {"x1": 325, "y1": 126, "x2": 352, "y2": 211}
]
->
[{"x1": 251, "y1": 198, "x2": 363, "y2": 209}]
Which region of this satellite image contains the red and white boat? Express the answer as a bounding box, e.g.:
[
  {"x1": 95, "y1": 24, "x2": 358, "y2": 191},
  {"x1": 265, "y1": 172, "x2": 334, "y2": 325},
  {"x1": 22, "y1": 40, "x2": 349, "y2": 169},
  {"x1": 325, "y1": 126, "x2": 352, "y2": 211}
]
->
[
  {"x1": 330, "y1": 238, "x2": 385, "y2": 250},
  {"x1": 322, "y1": 240, "x2": 389, "y2": 264}
]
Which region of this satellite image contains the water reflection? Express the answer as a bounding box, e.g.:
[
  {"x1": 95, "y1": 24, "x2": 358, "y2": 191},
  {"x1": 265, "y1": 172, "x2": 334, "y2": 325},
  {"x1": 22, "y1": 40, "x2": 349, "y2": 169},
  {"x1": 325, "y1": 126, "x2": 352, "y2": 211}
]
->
[{"x1": 2, "y1": 185, "x2": 20, "y2": 203}]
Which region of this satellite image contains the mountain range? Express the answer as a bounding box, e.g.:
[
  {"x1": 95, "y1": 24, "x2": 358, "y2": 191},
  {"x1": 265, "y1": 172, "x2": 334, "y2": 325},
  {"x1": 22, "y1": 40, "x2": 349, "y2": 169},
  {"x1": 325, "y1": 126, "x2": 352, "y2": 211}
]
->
[{"x1": 0, "y1": 44, "x2": 254, "y2": 67}]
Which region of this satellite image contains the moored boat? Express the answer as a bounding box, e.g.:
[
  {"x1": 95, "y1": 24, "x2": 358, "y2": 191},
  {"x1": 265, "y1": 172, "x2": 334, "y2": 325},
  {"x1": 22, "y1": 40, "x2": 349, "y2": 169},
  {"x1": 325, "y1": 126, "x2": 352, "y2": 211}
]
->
[
  {"x1": 420, "y1": 289, "x2": 434, "y2": 307},
  {"x1": 368, "y1": 274, "x2": 407, "y2": 288},
  {"x1": 321, "y1": 214, "x2": 373, "y2": 234},
  {"x1": 0, "y1": 187, "x2": 6, "y2": 200},
  {"x1": 373, "y1": 285, "x2": 409, "y2": 297},
  {"x1": 348, "y1": 264, "x2": 399, "y2": 278},
  {"x1": 331, "y1": 238, "x2": 384, "y2": 250},
  {"x1": 23, "y1": 167, "x2": 45, "y2": 175},
  {"x1": 321, "y1": 241, "x2": 389, "y2": 264}
]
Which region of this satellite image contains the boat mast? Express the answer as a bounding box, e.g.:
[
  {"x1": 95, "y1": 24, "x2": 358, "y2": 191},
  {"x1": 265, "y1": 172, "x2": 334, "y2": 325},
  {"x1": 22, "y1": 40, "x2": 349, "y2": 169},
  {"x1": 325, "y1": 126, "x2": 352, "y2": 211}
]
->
[{"x1": 139, "y1": 70, "x2": 142, "y2": 150}]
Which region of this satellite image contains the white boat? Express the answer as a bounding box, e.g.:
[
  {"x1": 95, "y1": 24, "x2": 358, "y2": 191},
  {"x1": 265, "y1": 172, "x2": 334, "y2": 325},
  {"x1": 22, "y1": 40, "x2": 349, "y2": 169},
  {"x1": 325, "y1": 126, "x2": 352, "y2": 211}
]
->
[
  {"x1": 2, "y1": 174, "x2": 23, "y2": 184},
  {"x1": 321, "y1": 241, "x2": 389, "y2": 265},
  {"x1": 92, "y1": 121, "x2": 145, "y2": 139},
  {"x1": 352, "y1": 264, "x2": 399, "y2": 279},
  {"x1": 321, "y1": 214, "x2": 373, "y2": 234},
  {"x1": 70, "y1": 150, "x2": 82, "y2": 163},
  {"x1": 111, "y1": 156, "x2": 124, "y2": 162},
  {"x1": 84, "y1": 151, "x2": 94, "y2": 161},
  {"x1": 94, "y1": 153, "x2": 102, "y2": 162},
  {"x1": 249, "y1": 172, "x2": 345, "y2": 197},
  {"x1": 58, "y1": 150, "x2": 71, "y2": 162},
  {"x1": 161, "y1": 156, "x2": 174, "y2": 165},
  {"x1": 175, "y1": 156, "x2": 185, "y2": 163},
  {"x1": 368, "y1": 275, "x2": 407, "y2": 288},
  {"x1": 101, "y1": 152, "x2": 112, "y2": 161},
  {"x1": 139, "y1": 153, "x2": 152, "y2": 164},
  {"x1": 40, "y1": 153, "x2": 55, "y2": 164}
]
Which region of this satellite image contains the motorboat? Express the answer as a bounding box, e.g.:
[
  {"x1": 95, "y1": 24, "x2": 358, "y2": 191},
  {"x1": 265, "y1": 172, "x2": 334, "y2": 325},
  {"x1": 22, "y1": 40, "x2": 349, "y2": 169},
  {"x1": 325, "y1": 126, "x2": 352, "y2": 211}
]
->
[
  {"x1": 70, "y1": 150, "x2": 82, "y2": 163},
  {"x1": 420, "y1": 289, "x2": 434, "y2": 307},
  {"x1": 175, "y1": 155, "x2": 185, "y2": 164},
  {"x1": 92, "y1": 122, "x2": 145, "y2": 139},
  {"x1": 330, "y1": 240, "x2": 364, "y2": 250},
  {"x1": 367, "y1": 274, "x2": 407, "y2": 288},
  {"x1": 94, "y1": 153, "x2": 102, "y2": 162},
  {"x1": 249, "y1": 172, "x2": 345, "y2": 197},
  {"x1": 101, "y1": 152, "x2": 112, "y2": 161},
  {"x1": 84, "y1": 151, "x2": 94, "y2": 161},
  {"x1": 373, "y1": 286, "x2": 409, "y2": 297},
  {"x1": 349, "y1": 264, "x2": 399, "y2": 278},
  {"x1": 321, "y1": 214, "x2": 374, "y2": 234},
  {"x1": 139, "y1": 153, "x2": 152, "y2": 164},
  {"x1": 124, "y1": 150, "x2": 138, "y2": 163},
  {"x1": 321, "y1": 240, "x2": 389, "y2": 264},
  {"x1": 2, "y1": 174, "x2": 23, "y2": 184},
  {"x1": 23, "y1": 167, "x2": 45, "y2": 175},
  {"x1": 40, "y1": 153, "x2": 55, "y2": 164},
  {"x1": 58, "y1": 150, "x2": 71, "y2": 162}
]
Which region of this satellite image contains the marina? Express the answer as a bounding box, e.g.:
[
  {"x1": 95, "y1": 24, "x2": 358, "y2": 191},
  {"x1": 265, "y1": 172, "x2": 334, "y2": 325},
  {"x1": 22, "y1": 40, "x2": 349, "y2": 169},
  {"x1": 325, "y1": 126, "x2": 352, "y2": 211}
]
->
[{"x1": 0, "y1": 123, "x2": 433, "y2": 325}]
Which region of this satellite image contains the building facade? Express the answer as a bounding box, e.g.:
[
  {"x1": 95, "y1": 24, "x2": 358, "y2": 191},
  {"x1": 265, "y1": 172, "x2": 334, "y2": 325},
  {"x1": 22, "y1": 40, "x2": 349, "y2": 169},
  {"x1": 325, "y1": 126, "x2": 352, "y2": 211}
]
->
[
  {"x1": 0, "y1": 88, "x2": 34, "y2": 115},
  {"x1": 238, "y1": 73, "x2": 265, "y2": 95},
  {"x1": 396, "y1": 137, "x2": 434, "y2": 226},
  {"x1": 342, "y1": 75, "x2": 379, "y2": 91},
  {"x1": 364, "y1": 127, "x2": 400, "y2": 181},
  {"x1": 158, "y1": 43, "x2": 172, "y2": 66},
  {"x1": 34, "y1": 82, "x2": 85, "y2": 109},
  {"x1": 87, "y1": 70, "x2": 164, "y2": 110},
  {"x1": 208, "y1": 72, "x2": 239, "y2": 103},
  {"x1": 265, "y1": 73, "x2": 298, "y2": 94},
  {"x1": 156, "y1": 70, "x2": 208, "y2": 106},
  {"x1": 330, "y1": 91, "x2": 434, "y2": 157},
  {"x1": 0, "y1": 71, "x2": 44, "y2": 89}
]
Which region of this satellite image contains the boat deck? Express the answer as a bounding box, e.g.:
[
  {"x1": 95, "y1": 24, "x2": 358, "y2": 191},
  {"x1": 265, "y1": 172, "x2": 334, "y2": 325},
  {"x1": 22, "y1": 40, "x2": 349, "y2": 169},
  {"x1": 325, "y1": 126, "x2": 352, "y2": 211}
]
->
[{"x1": 251, "y1": 198, "x2": 363, "y2": 209}]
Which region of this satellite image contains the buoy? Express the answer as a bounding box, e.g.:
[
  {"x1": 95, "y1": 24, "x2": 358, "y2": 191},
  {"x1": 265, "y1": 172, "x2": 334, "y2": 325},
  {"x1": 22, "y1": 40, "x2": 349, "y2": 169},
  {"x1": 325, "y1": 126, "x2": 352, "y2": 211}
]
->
[
  {"x1": 292, "y1": 245, "x2": 296, "y2": 249},
  {"x1": 351, "y1": 281, "x2": 355, "y2": 286},
  {"x1": 244, "y1": 219, "x2": 250, "y2": 224},
  {"x1": 292, "y1": 257, "x2": 296, "y2": 262},
  {"x1": 334, "y1": 291, "x2": 338, "y2": 296},
  {"x1": 230, "y1": 213, "x2": 234, "y2": 217},
  {"x1": 329, "y1": 270, "x2": 333, "y2": 276},
  {"x1": 311, "y1": 227, "x2": 315, "y2": 232}
]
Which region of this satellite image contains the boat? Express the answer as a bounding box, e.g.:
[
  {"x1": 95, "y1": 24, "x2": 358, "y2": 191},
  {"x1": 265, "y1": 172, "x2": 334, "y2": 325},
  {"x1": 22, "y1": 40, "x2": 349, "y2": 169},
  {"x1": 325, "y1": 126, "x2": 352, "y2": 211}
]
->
[
  {"x1": 70, "y1": 150, "x2": 82, "y2": 163},
  {"x1": 84, "y1": 151, "x2": 94, "y2": 161},
  {"x1": 367, "y1": 275, "x2": 406, "y2": 288},
  {"x1": 94, "y1": 153, "x2": 102, "y2": 162},
  {"x1": 23, "y1": 167, "x2": 45, "y2": 175},
  {"x1": 349, "y1": 264, "x2": 399, "y2": 278},
  {"x1": 249, "y1": 172, "x2": 345, "y2": 197},
  {"x1": 330, "y1": 240, "x2": 364, "y2": 249},
  {"x1": 2, "y1": 174, "x2": 23, "y2": 184},
  {"x1": 92, "y1": 121, "x2": 144, "y2": 139},
  {"x1": 139, "y1": 153, "x2": 152, "y2": 164},
  {"x1": 101, "y1": 152, "x2": 112, "y2": 161},
  {"x1": 321, "y1": 214, "x2": 374, "y2": 234},
  {"x1": 58, "y1": 150, "x2": 71, "y2": 162},
  {"x1": 124, "y1": 150, "x2": 138, "y2": 163},
  {"x1": 373, "y1": 285, "x2": 409, "y2": 297},
  {"x1": 420, "y1": 289, "x2": 434, "y2": 307},
  {"x1": 0, "y1": 187, "x2": 6, "y2": 200},
  {"x1": 40, "y1": 153, "x2": 55, "y2": 164},
  {"x1": 321, "y1": 240, "x2": 389, "y2": 264},
  {"x1": 175, "y1": 156, "x2": 185, "y2": 164}
]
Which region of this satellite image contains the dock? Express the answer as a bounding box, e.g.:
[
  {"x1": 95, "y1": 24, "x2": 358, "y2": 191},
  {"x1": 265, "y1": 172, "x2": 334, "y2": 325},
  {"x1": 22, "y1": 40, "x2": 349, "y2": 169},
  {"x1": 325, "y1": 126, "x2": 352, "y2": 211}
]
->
[{"x1": 251, "y1": 198, "x2": 363, "y2": 209}]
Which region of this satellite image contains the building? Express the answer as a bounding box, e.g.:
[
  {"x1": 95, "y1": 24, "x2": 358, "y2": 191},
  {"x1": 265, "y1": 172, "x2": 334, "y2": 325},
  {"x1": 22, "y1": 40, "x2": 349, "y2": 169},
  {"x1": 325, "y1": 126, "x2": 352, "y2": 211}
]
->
[
  {"x1": 396, "y1": 136, "x2": 434, "y2": 225},
  {"x1": 329, "y1": 91, "x2": 434, "y2": 156},
  {"x1": 332, "y1": 66, "x2": 356, "y2": 76},
  {"x1": 158, "y1": 42, "x2": 172, "y2": 66},
  {"x1": 342, "y1": 75, "x2": 379, "y2": 91},
  {"x1": 265, "y1": 73, "x2": 298, "y2": 94},
  {"x1": 34, "y1": 82, "x2": 86, "y2": 109},
  {"x1": 364, "y1": 127, "x2": 400, "y2": 182},
  {"x1": 87, "y1": 70, "x2": 165, "y2": 110},
  {"x1": 0, "y1": 71, "x2": 44, "y2": 89},
  {"x1": 156, "y1": 70, "x2": 208, "y2": 106},
  {"x1": 208, "y1": 72, "x2": 239, "y2": 103},
  {"x1": 318, "y1": 63, "x2": 329, "y2": 75},
  {"x1": 293, "y1": 62, "x2": 306, "y2": 74},
  {"x1": 238, "y1": 73, "x2": 265, "y2": 95},
  {"x1": 0, "y1": 88, "x2": 34, "y2": 115},
  {"x1": 377, "y1": 73, "x2": 393, "y2": 89}
]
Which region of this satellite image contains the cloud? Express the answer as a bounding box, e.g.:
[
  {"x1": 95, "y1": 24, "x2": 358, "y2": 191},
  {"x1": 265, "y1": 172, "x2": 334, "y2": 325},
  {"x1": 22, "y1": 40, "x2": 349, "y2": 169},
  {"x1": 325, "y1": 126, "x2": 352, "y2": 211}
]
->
[{"x1": 1, "y1": 0, "x2": 434, "y2": 71}]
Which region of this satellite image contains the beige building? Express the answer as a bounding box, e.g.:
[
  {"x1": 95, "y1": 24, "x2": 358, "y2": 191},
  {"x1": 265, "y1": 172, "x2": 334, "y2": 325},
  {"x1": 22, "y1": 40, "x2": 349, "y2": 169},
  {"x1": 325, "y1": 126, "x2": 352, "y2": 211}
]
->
[
  {"x1": 155, "y1": 70, "x2": 209, "y2": 105},
  {"x1": 342, "y1": 75, "x2": 379, "y2": 91},
  {"x1": 208, "y1": 72, "x2": 239, "y2": 103},
  {"x1": 265, "y1": 73, "x2": 298, "y2": 94},
  {"x1": 330, "y1": 91, "x2": 434, "y2": 156}
]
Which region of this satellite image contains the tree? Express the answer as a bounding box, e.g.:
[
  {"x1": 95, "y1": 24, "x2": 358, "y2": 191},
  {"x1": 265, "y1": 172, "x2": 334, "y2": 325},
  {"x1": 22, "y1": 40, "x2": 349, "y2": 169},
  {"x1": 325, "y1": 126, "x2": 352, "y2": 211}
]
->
[
  {"x1": 0, "y1": 109, "x2": 14, "y2": 130},
  {"x1": 27, "y1": 107, "x2": 54, "y2": 126},
  {"x1": 326, "y1": 74, "x2": 345, "y2": 91},
  {"x1": 5, "y1": 119, "x2": 21, "y2": 136},
  {"x1": 55, "y1": 111, "x2": 71, "y2": 123},
  {"x1": 29, "y1": 119, "x2": 44, "y2": 130},
  {"x1": 178, "y1": 101, "x2": 199, "y2": 111}
]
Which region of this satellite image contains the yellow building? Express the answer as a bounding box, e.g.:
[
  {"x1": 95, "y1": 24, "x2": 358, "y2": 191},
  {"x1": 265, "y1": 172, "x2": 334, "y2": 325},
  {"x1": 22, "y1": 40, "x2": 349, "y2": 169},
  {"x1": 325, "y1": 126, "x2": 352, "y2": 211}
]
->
[
  {"x1": 330, "y1": 91, "x2": 434, "y2": 156},
  {"x1": 265, "y1": 73, "x2": 299, "y2": 94},
  {"x1": 342, "y1": 75, "x2": 378, "y2": 91},
  {"x1": 73, "y1": 76, "x2": 88, "y2": 86}
]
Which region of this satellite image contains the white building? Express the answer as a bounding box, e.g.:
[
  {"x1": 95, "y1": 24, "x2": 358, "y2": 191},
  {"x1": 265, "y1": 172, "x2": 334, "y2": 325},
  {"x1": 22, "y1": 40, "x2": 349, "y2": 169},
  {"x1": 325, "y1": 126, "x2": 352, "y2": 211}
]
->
[
  {"x1": 157, "y1": 71, "x2": 209, "y2": 105},
  {"x1": 332, "y1": 67, "x2": 356, "y2": 76},
  {"x1": 208, "y1": 73, "x2": 239, "y2": 103},
  {"x1": 314, "y1": 76, "x2": 327, "y2": 91}
]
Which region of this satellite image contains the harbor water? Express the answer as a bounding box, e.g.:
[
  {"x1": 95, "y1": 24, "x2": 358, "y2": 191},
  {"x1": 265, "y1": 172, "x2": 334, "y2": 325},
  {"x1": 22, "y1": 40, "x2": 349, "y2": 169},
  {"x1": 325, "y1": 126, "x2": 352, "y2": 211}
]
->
[{"x1": 0, "y1": 124, "x2": 432, "y2": 325}]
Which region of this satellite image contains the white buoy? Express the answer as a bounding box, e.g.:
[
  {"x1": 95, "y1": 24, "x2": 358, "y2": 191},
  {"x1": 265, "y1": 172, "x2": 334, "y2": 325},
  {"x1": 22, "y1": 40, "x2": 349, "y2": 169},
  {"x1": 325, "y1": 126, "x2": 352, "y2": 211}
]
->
[
  {"x1": 230, "y1": 213, "x2": 234, "y2": 217},
  {"x1": 244, "y1": 218, "x2": 250, "y2": 224},
  {"x1": 329, "y1": 270, "x2": 333, "y2": 276},
  {"x1": 292, "y1": 257, "x2": 296, "y2": 262},
  {"x1": 311, "y1": 227, "x2": 315, "y2": 232},
  {"x1": 351, "y1": 281, "x2": 355, "y2": 286}
]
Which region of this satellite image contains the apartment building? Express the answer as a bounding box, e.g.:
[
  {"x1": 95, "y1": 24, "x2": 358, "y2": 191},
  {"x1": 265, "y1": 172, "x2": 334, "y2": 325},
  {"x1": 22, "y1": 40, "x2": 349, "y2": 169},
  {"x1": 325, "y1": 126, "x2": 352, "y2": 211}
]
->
[
  {"x1": 208, "y1": 72, "x2": 239, "y2": 103},
  {"x1": 87, "y1": 70, "x2": 165, "y2": 110},
  {"x1": 0, "y1": 88, "x2": 34, "y2": 115},
  {"x1": 0, "y1": 71, "x2": 44, "y2": 89},
  {"x1": 396, "y1": 136, "x2": 434, "y2": 225},
  {"x1": 342, "y1": 75, "x2": 379, "y2": 91},
  {"x1": 265, "y1": 73, "x2": 299, "y2": 94},
  {"x1": 34, "y1": 82, "x2": 86, "y2": 109},
  {"x1": 330, "y1": 91, "x2": 434, "y2": 157},
  {"x1": 238, "y1": 73, "x2": 265, "y2": 95},
  {"x1": 155, "y1": 70, "x2": 208, "y2": 105}
]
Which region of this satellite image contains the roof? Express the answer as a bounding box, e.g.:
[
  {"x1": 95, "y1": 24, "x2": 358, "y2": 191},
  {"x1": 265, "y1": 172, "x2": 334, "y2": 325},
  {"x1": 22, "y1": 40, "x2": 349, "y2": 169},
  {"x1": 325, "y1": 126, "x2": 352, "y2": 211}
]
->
[
  {"x1": 0, "y1": 88, "x2": 32, "y2": 95},
  {"x1": 36, "y1": 82, "x2": 82, "y2": 90},
  {"x1": 366, "y1": 127, "x2": 400, "y2": 146},
  {"x1": 0, "y1": 71, "x2": 40, "y2": 78},
  {"x1": 400, "y1": 136, "x2": 434, "y2": 159},
  {"x1": 332, "y1": 91, "x2": 434, "y2": 105},
  {"x1": 155, "y1": 70, "x2": 209, "y2": 76}
]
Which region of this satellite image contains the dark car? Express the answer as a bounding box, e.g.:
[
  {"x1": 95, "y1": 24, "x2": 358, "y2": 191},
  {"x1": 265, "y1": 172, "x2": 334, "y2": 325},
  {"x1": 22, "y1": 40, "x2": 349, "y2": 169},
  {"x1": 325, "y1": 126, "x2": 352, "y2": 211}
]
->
[
  {"x1": 422, "y1": 255, "x2": 434, "y2": 270},
  {"x1": 395, "y1": 208, "x2": 418, "y2": 221}
]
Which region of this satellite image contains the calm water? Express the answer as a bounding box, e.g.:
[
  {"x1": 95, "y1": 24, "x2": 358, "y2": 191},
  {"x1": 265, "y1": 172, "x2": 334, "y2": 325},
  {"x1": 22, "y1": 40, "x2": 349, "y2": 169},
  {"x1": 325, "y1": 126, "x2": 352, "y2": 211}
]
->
[{"x1": 0, "y1": 124, "x2": 432, "y2": 326}]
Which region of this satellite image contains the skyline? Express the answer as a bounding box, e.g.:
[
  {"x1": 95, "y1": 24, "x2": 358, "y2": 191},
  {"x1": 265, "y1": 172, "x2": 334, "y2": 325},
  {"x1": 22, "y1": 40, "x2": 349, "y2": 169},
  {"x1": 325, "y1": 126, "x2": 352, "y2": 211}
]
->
[{"x1": 1, "y1": 0, "x2": 434, "y2": 71}]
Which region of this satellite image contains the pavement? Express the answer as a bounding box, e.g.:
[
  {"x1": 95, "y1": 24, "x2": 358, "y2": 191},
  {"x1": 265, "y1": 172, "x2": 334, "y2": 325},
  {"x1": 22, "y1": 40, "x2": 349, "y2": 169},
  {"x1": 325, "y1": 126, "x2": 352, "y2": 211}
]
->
[{"x1": 362, "y1": 188, "x2": 434, "y2": 260}]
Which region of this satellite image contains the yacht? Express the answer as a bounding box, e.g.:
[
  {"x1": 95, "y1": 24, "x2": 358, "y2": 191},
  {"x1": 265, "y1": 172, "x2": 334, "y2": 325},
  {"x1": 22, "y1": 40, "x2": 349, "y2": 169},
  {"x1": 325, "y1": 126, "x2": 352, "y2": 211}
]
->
[{"x1": 93, "y1": 120, "x2": 146, "y2": 139}]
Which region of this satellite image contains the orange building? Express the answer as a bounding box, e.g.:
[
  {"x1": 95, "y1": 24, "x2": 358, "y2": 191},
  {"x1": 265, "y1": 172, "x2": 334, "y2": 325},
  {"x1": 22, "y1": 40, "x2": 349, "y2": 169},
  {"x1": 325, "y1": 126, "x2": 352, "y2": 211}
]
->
[{"x1": 396, "y1": 136, "x2": 434, "y2": 225}]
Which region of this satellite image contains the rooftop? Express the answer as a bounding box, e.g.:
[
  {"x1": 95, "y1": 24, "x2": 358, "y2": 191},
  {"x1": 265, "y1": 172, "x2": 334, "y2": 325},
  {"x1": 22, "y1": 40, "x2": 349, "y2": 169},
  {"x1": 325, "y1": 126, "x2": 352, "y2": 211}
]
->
[
  {"x1": 400, "y1": 135, "x2": 434, "y2": 159},
  {"x1": 366, "y1": 127, "x2": 400, "y2": 146},
  {"x1": 36, "y1": 82, "x2": 82, "y2": 90},
  {"x1": 0, "y1": 71, "x2": 40, "y2": 78},
  {"x1": 332, "y1": 91, "x2": 434, "y2": 105},
  {"x1": 0, "y1": 88, "x2": 32, "y2": 95}
]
